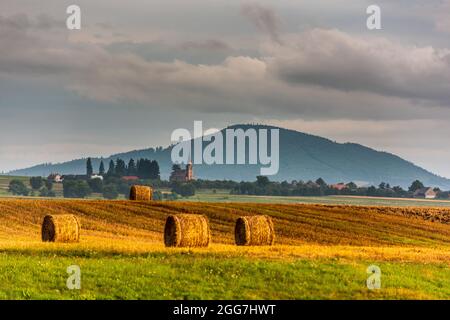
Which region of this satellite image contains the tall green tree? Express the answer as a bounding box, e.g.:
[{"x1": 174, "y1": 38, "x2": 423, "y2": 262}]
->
[
  {"x1": 99, "y1": 160, "x2": 105, "y2": 175},
  {"x1": 256, "y1": 176, "x2": 270, "y2": 187},
  {"x1": 136, "y1": 158, "x2": 160, "y2": 179},
  {"x1": 115, "y1": 159, "x2": 127, "y2": 177},
  {"x1": 409, "y1": 180, "x2": 425, "y2": 192},
  {"x1": 86, "y1": 157, "x2": 93, "y2": 176},
  {"x1": 30, "y1": 176, "x2": 44, "y2": 190},
  {"x1": 127, "y1": 158, "x2": 137, "y2": 176},
  {"x1": 150, "y1": 160, "x2": 160, "y2": 180},
  {"x1": 346, "y1": 182, "x2": 358, "y2": 190},
  {"x1": 107, "y1": 159, "x2": 115, "y2": 175},
  {"x1": 315, "y1": 178, "x2": 327, "y2": 187},
  {"x1": 137, "y1": 159, "x2": 149, "y2": 178}
]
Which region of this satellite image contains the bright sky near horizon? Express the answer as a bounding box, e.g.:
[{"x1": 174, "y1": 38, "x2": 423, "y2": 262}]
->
[{"x1": 1, "y1": 0, "x2": 450, "y2": 178}]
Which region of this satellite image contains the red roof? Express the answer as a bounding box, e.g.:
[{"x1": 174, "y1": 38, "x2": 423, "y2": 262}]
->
[
  {"x1": 122, "y1": 176, "x2": 140, "y2": 181},
  {"x1": 330, "y1": 183, "x2": 347, "y2": 191}
]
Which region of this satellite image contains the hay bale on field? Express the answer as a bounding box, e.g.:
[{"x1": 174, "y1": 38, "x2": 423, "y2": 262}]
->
[
  {"x1": 41, "y1": 214, "x2": 80, "y2": 243},
  {"x1": 164, "y1": 214, "x2": 211, "y2": 247},
  {"x1": 235, "y1": 215, "x2": 275, "y2": 246},
  {"x1": 129, "y1": 185, "x2": 152, "y2": 201}
]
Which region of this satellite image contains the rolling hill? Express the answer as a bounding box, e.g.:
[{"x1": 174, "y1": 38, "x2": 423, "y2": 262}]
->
[{"x1": 9, "y1": 124, "x2": 450, "y2": 189}]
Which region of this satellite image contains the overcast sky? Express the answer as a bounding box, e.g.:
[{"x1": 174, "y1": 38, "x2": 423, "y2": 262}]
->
[{"x1": 1, "y1": 0, "x2": 450, "y2": 177}]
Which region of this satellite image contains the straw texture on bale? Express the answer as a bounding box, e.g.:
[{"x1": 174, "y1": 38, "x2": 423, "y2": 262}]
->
[
  {"x1": 235, "y1": 215, "x2": 275, "y2": 246},
  {"x1": 41, "y1": 214, "x2": 81, "y2": 243},
  {"x1": 129, "y1": 185, "x2": 152, "y2": 201},
  {"x1": 164, "y1": 214, "x2": 211, "y2": 247}
]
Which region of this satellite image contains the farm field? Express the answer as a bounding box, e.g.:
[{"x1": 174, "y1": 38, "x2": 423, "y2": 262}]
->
[
  {"x1": 0, "y1": 175, "x2": 30, "y2": 196},
  {"x1": 186, "y1": 190, "x2": 450, "y2": 207},
  {"x1": 0, "y1": 199, "x2": 449, "y2": 299},
  {"x1": 2, "y1": 175, "x2": 450, "y2": 207},
  {"x1": 0, "y1": 175, "x2": 65, "y2": 197}
]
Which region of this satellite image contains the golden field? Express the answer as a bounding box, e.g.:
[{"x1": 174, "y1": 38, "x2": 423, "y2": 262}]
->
[
  {"x1": 0, "y1": 198, "x2": 449, "y2": 300},
  {"x1": 0, "y1": 198, "x2": 449, "y2": 263}
]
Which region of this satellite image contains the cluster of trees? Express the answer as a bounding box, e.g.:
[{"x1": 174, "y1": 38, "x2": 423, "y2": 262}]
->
[
  {"x1": 8, "y1": 179, "x2": 30, "y2": 196},
  {"x1": 62, "y1": 175, "x2": 136, "y2": 199},
  {"x1": 8, "y1": 168, "x2": 450, "y2": 201},
  {"x1": 170, "y1": 182, "x2": 196, "y2": 197},
  {"x1": 8, "y1": 177, "x2": 55, "y2": 197},
  {"x1": 63, "y1": 179, "x2": 92, "y2": 198},
  {"x1": 152, "y1": 190, "x2": 179, "y2": 201},
  {"x1": 154, "y1": 177, "x2": 450, "y2": 199},
  {"x1": 93, "y1": 158, "x2": 160, "y2": 180},
  {"x1": 57, "y1": 157, "x2": 163, "y2": 199},
  {"x1": 231, "y1": 177, "x2": 450, "y2": 199}
]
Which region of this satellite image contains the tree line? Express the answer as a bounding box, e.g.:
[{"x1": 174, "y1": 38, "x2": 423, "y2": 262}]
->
[
  {"x1": 88, "y1": 157, "x2": 160, "y2": 180},
  {"x1": 62, "y1": 157, "x2": 162, "y2": 199},
  {"x1": 230, "y1": 176, "x2": 450, "y2": 199},
  {"x1": 8, "y1": 177, "x2": 55, "y2": 197},
  {"x1": 8, "y1": 171, "x2": 450, "y2": 201}
]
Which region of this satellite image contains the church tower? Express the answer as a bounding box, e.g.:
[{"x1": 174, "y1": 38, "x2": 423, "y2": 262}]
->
[{"x1": 185, "y1": 161, "x2": 194, "y2": 181}]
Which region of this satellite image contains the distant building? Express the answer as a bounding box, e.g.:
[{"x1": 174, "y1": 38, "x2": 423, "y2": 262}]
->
[
  {"x1": 330, "y1": 183, "x2": 347, "y2": 191},
  {"x1": 122, "y1": 176, "x2": 139, "y2": 181},
  {"x1": 90, "y1": 174, "x2": 104, "y2": 181},
  {"x1": 413, "y1": 187, "x2": 437, "y2": 199},
  {"x1": 170, "y1": 162, "x2": 194, "y2": 182},
  {"x1": 47, "y1": 173, "x2": 63, "y2": 183}
]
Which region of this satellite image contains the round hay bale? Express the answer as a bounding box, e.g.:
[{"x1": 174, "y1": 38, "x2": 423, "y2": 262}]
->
[
  {"x1": 129, "y1": 185, "x2": 152, "y2": 201},
  {"x1": 235, "y1": 215, "x2": 275, "y2": 246},
  {"x1": 164, "y1": 214, "x2": 211, "y2": 247},
  {"x1": 41, "y1": 214, "x2": 80, "y2": 243}
]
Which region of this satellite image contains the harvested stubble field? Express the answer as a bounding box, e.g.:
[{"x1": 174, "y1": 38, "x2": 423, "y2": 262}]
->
[{"x1": 0, "y1": 199, "x2": 449, "y2": 299}]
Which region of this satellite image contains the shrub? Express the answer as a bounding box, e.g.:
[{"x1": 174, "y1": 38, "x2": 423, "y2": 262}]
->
[
  {"x1": 39, "y1": 187, "x2": 56, "y2": 197},
  {"x1": 153, "y1": 190, "x2": 163, "y2": 201},
  {"x1": 30, "y1": 176, "x2": 44, "y2": 190},
  {"x1": 63, "y1": 180, "x2": 91, "y2": 198},
  {"x1": 103, "y1": 184, "x2": 119, "y2": 199},
  {"x1": 88, "y1": 178, "x2": 103, "y2": 193},
  {"x1": 44, "y1": 180, "x2": 53, "y2": 190},
  {"x1": 171, "y1": 183, "x2": 195, "y2": 197},
  {"x1": 9, "y1": 179, "x2": 29, "y2": 196}
]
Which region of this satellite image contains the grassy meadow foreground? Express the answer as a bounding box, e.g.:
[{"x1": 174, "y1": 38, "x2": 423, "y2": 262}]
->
[{"x1": 0, "y1": 199, "x2": 449, "y2": 299}]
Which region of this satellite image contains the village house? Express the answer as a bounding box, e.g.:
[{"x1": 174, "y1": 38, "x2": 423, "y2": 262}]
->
[
  {"x1": 330, "y1": 183, "x2": 347, "y2": 191},
  {"x1": 47, "y1": 173, "x2": 63, "y2": 183},
  {"x1": 413, "y1": 187, "x2": 437, "y2": 199},
  {"x1": 169, "y1": 162, "x2": 194, "y2": 183}
]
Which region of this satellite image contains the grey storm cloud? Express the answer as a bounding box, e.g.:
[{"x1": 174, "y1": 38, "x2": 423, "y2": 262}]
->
[
  {"x1": 2, "y1": 1, "x2": 450, "y2": 177},
  {"x1": 268, "y1": 29, "x2": 450, "y2": 104},
  {"x1": 0, "y1": 13, "x2": 62, "y2": 30},
  {"x1": 0, "y1": 14, "x2": 72, "y2": 76},
  {"x1": 2, "y1": 11, "x2": 450, "y2": 122},
  {"x1": 180, "y1": 39, "x2": 231, "y2": 51},
  {"x1": 241, "y1": 3, "x2": 283, "y2": 44}
]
